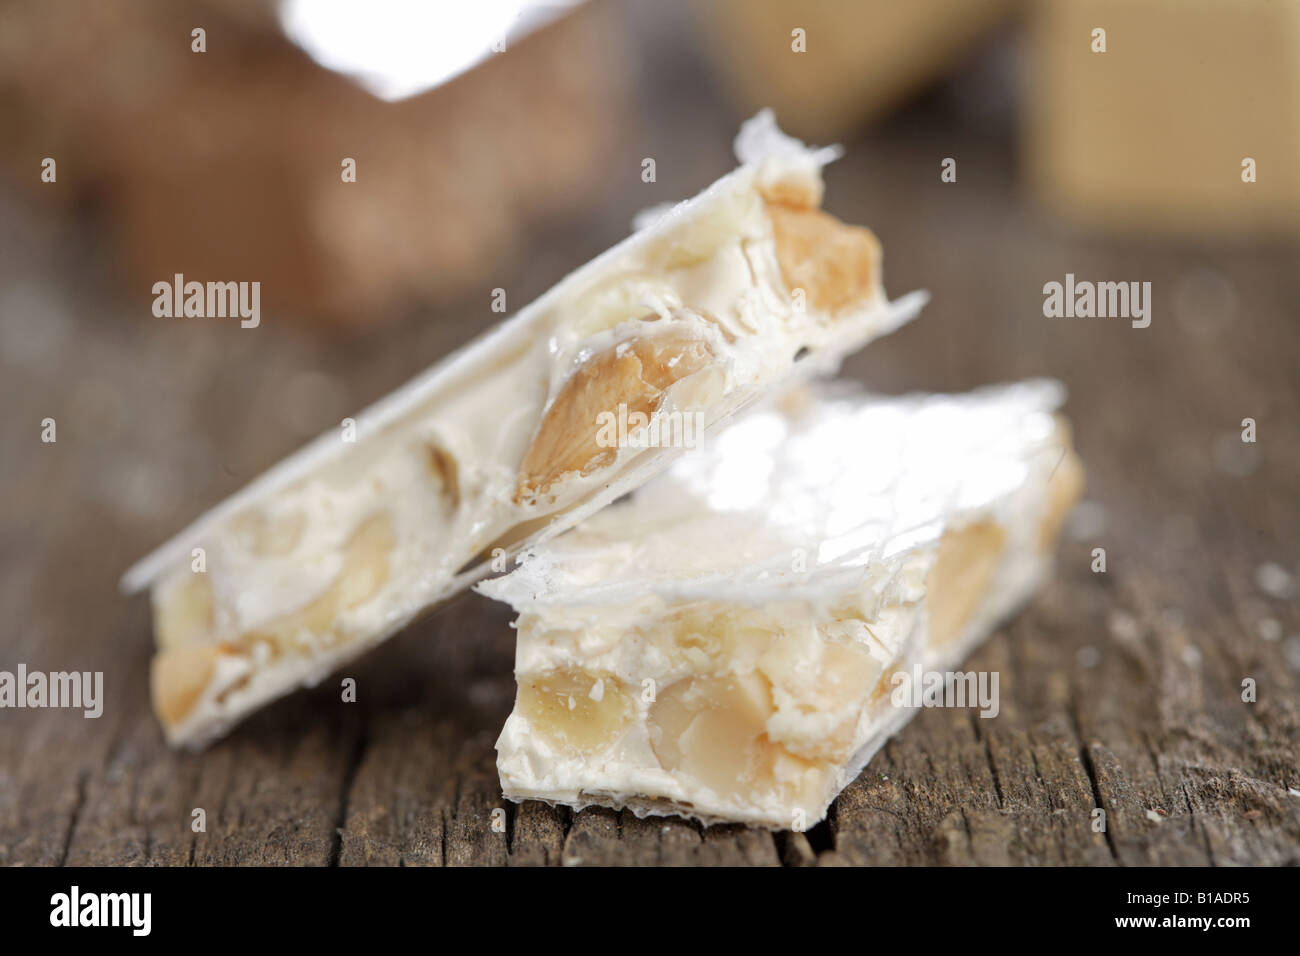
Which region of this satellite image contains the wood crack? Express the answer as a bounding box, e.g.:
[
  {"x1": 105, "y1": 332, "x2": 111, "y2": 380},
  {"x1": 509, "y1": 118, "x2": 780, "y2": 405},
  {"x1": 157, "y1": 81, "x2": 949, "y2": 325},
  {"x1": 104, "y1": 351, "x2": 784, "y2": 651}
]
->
[
  {"x1": 57, "y1": 770, "x2": 87, "y2": 867},
  {"x1": 1068, "y1": 697, "x2": 1119, "y2": 862},
  {"x1": 328, "y1": 725, "x2": 368, "y2": 867}
]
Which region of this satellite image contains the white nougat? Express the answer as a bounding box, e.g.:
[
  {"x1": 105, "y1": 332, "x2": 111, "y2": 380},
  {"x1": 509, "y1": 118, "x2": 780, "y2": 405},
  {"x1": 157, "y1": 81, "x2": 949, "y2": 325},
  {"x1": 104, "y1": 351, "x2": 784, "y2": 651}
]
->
[{"x1": 479, "y1": 382, "x2": 1083, "y2": 828}]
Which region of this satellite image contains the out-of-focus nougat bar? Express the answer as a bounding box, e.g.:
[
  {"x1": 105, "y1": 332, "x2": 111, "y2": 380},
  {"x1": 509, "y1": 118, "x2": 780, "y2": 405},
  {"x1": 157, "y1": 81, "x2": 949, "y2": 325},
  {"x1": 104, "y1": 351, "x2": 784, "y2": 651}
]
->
[{"x1": 1027, "y1": 0, "x2": 1300, "y2": 235}]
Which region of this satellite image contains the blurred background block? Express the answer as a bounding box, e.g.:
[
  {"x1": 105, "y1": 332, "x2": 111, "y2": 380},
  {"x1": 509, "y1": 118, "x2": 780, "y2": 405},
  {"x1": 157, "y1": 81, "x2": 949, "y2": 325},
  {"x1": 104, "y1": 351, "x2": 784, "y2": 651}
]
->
[
  {"x1": 4, "y1": 0, "x2": 1296, "y2": 339},
  {"x1": 1026, "y1": 0, "x2": 1300, "y2": 236},
  {"x1": 0, "y1": 0, "x2": 628, "y2": 327},
  {"x1": 689, "y1": 0, "x2": 1018, "y2": 140}
]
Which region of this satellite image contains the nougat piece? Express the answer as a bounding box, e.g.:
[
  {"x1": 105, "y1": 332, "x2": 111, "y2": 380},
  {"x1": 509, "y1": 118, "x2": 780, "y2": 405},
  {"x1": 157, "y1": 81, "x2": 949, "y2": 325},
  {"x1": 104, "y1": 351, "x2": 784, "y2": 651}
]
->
[
  {"x1": 123, "y1": 111, "x2": 926, "y2": 748},
  {"x1": 479, "y1": 382, "x2": 1084, "y2": 828}
]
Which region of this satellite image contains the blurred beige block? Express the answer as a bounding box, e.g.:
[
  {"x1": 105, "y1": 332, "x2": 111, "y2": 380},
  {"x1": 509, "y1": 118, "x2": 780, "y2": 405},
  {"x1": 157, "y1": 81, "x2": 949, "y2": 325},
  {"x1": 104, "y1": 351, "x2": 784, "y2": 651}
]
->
[
  {"x1": 1027, "y1": 0, "x2": 1300, "y2": 235},
  {"x1": 0, "y1": 0, "x2": 627, "y2": 328},
  {"x1": 690, "y1": 0, "x2": 1017, "y2": 139}
]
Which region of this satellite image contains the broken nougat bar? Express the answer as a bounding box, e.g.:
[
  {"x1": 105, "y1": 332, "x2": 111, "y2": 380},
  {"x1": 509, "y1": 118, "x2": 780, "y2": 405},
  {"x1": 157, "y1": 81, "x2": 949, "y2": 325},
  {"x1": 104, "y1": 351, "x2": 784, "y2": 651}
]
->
[
  {"x1": 121, "y1": 111, "x2": 927, "y2": 748},
  {"x1": 478, "y1": 381, "x2": 1084, "y2": 828}
]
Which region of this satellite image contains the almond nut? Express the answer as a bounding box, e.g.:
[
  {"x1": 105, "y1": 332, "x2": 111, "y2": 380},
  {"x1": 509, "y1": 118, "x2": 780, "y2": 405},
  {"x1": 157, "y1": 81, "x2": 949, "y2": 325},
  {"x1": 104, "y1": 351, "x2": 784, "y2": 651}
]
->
[
  {"x1": 927, "y1": 520, "x2": 1006, "y2": 650},
  {"x1": 239, "y1": 511, "x2": 396, "y2": 653},
  {"x1": 758, "y1": 174, "x2": 823, "y2": 211},
  {"x1": 1039, "y1": 427, "x2": 1085, "y2": 550},
  {"x1": 154, "y1": 572, "x2": 214, "y2": 649},
  {"x1": 515, "y1": 324, "x2": 715, "y2": 503},
  {"x1": 151, "y1": 642, "x2": 219, "y2": 727},
  {"x1": 517, "y1": 667, "x2": 633, "y2": 755},
  {"x1": 425, "y1": 442, "x2": 460, "y2": 512},
  {"x1": 768, "y1": 204, "x2": 881, "y2": 315}
]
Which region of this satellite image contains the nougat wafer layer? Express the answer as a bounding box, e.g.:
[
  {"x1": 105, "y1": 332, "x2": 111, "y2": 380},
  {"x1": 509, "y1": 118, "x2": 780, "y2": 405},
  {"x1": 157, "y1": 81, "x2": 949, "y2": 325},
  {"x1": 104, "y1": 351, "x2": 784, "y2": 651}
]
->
[{"x1": 479, "y1": 382, "x2": 1083, "y2": 828}]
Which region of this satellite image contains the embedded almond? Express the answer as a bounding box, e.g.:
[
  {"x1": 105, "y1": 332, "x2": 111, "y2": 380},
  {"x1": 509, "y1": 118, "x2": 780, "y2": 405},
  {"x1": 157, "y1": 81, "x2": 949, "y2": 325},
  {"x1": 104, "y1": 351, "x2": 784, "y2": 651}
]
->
[
  {"x1": 647, "y1": 671, "x2": 826, "y2": 808},
  {"x1": 514, "y1": 326, "x2": 715, "y2": 503},
  {"x1": 240, "y1": 511, "x2": 396, "y2": 653},
  {"x1": 648, "y1": 672, "x2": 775, "y2": 796},
  {"x1": 518, "y1": 667, "x2": 633, "y2": 755},
  {"x1": 927, "y1": 520, "x2": 1007, "y2": 650},
  {"x1": 229, "y1": 510, "x2": 307, "y2": 557},
  {"x1": 154, "y1": 572, "x2": 214, "y2": 650},
  {"x1": 768, "y1": 204, "x2": 881, "y2": 314},
  {"x1": 425, "y1": 443, "x2": 461, "y2": 512},
  {"x1": 758, "y1": 175, "x2": 823, "y2": 210},
  {"x1": 151, "y1": 643, "x2": 219, "y2": 727},
  {"x1": 1039, "y1": 426, "x2": 1085, "y2": 551}
]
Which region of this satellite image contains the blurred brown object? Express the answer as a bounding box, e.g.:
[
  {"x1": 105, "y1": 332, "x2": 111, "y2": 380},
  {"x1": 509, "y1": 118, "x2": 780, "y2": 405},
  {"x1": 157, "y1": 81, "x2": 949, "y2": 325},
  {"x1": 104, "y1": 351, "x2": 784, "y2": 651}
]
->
[
  {"x1": 688, "y1": 0, "x2": 1017, "y2": 140},
  {"x1": 1026, "y1": 0, "x2": 1300, "y2": 236},
  {"x1": 0, "y1": 0, "x2": 627, "y2": 327}
]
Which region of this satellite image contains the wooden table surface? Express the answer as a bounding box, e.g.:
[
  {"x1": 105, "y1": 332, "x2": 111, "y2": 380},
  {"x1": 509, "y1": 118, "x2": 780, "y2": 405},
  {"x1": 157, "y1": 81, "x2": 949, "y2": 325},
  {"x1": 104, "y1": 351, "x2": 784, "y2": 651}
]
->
[{"x1": 1, "y1": 34, "x2": 1297, "y2": 866}]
